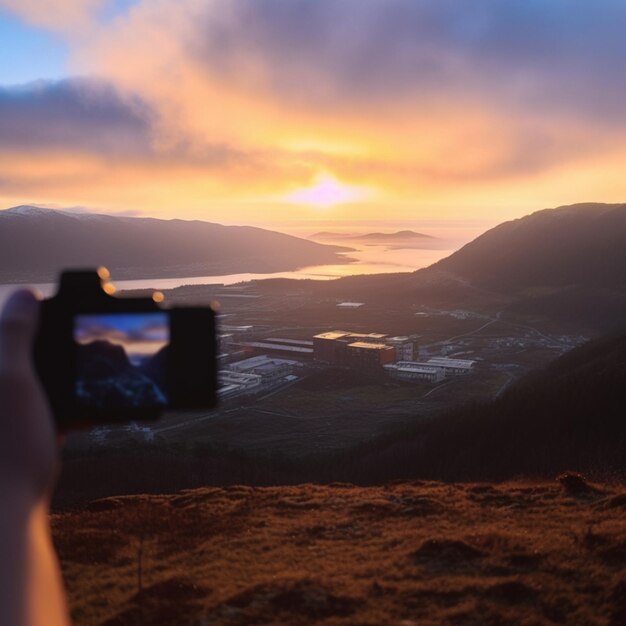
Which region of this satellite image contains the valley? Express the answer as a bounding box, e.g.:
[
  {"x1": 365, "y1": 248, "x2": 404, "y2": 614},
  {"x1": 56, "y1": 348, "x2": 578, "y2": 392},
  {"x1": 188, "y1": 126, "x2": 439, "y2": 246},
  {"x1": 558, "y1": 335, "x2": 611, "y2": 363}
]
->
[
  {"x1": 52, "y1": 203, "x2": 626, "y2": 504},
  {"x1": 57, "y1": 277, "x2": 589, "y2": 505}
]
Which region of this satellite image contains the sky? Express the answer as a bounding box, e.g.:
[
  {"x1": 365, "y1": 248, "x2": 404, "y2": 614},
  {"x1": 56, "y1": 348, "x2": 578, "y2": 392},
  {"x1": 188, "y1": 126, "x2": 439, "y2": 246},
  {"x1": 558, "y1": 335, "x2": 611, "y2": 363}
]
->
[
  {"x1": 2, "y1": 0, "x2": 626, "y2": 233},
  {"x1": 75, "y1": 312, "x2": 168, "y2": 360}
]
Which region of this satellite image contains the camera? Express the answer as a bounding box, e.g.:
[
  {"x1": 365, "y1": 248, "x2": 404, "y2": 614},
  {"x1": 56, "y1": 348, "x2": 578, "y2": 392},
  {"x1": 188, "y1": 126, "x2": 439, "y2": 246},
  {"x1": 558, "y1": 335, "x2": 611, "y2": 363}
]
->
[{"x1": 34, "y1": 268, "x2": 218, "y2": 430}]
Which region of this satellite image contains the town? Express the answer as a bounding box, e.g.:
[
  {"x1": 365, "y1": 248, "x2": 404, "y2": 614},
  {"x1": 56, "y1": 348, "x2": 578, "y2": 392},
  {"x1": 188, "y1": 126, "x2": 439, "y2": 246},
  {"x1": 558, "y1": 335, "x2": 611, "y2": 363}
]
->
[
  {"x1": 218, "y1": 329, "x2": 476, "y2": 400},
  {"x1": 77, "y1": 281, "x2": 588, "y2": 454}
]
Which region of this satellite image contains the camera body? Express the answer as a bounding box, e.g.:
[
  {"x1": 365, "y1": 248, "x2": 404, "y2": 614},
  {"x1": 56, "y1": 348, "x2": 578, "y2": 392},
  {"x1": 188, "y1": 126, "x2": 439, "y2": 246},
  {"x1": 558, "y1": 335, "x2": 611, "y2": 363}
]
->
[{"x1": 34, "y1": 268, "x2": 218, "y2": 430}]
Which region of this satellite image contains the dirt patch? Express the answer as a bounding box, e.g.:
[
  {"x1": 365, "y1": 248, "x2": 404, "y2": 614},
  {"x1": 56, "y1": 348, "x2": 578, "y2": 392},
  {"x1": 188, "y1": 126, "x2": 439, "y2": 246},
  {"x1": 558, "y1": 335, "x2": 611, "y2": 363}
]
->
[
  {"x1": 599, "y1": 542, "x2": 626, "y2": 566},
  {"x1": 211, "y1": 579, "x2": 361, "y2": 624},
  {"x1": 597, "y1": 493, "x2": 626, "y2": 511},
  {"x1": 505, "y1": 552, "x2": 544, "y2": 569},
  {"x1": 410, "y1": 538, "x2": 485, "y2": 568},
  {"x1": 485, "y1": 580, "x2": 539, "y2": 605},
  {"x1": 557, "y1": 471, "x2": 603, "y2": 496},
  {"x1": 609, "y1": 580, "x2": 626, "y2": 626}
]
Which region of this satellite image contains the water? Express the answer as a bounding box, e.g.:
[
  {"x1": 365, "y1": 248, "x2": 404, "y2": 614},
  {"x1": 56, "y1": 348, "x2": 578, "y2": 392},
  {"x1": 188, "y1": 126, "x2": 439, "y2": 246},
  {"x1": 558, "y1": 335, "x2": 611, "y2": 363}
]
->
[{"x1": 0, "y1": 243, "x2": 457, "y2": 308}]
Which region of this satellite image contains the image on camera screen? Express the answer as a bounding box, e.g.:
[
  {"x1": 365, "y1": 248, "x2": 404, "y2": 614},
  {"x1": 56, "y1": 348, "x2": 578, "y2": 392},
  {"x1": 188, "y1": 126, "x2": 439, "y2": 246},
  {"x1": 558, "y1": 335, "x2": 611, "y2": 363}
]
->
[{"x1": 74, "y1": 313, "x2": 169, "y2": 410}]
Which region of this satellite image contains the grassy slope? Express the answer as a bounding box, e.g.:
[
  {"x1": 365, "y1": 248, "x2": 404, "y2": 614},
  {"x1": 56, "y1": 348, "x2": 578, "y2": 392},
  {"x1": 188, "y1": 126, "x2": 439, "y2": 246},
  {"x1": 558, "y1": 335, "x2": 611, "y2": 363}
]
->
[
  {"x1": 53, "y1": 479, "x2": 626, "y2": 626},
  {"x1": 337, "y1": 331, "x2": 626, "y2": 484}
]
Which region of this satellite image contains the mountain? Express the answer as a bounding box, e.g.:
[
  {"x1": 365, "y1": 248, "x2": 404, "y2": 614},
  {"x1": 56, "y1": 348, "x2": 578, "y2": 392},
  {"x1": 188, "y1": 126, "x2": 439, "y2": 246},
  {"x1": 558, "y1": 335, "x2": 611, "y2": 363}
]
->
[
  {"x1": 0, "y1": 206, "x2": 354, "y2": 282},
  {"x1": 433, "y1": 203, "x2": 626, "y2": 292},
  {"x1": 300, "y1": 203, "x2": 626, "y2": 329},
  {"x1": 310, "y1": 229, "x2": 434, "y2": 241},
  {"x1": 76, "y1": 340, "x2": 132, "y2": 379},
  {"x1": 358, "y1": 230, "x2": 434, "y2": 241},
  {"x1": 140, "y1": 344, "x2": 168, "y2": 390},
  {"x1": 75, "y1": 340, "x2": 166, "y2": 408}
]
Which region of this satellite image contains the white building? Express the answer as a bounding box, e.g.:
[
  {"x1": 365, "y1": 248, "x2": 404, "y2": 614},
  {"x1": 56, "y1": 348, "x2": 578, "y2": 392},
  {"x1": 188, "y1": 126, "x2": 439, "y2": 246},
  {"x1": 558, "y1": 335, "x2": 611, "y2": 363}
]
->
[
  {"x1": 217, "y1": 370, "x2": 262, "y2": 398},
  {"x1": 242, "y1": 341, "x2": 313, "y2": 357},
  {"x1": 386, "y1": 336, "x2": 415, "y2": 361},
  {"x1": 219, "y1": 370, "x2": 262, "y2": 389},
  {"x1": 384, "y1": 362, "x2": 444, "y2": 383},
  {"x1": 228, "y1": 355, "x2": 301, "y2": 383},
  {"x1": 426, "y1": 356, "x2": 476, "y2": 376}
]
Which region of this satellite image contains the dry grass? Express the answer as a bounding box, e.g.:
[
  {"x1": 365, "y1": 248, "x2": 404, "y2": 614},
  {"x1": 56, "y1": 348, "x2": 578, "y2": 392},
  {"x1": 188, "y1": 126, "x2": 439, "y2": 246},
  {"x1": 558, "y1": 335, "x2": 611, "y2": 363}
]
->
[{"x1": 52, "y1": 478, "x2": 626, "y2": 625}]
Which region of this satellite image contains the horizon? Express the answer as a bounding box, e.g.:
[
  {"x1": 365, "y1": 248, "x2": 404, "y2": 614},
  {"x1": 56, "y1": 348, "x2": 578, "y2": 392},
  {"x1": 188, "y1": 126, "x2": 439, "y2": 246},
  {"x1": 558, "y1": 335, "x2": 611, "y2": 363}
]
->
[
  {"x1": 3, "y1": 2, "x2": 626, "y2": 231},
  {"x1": 74, "y1": 312, "x2": 169, "y2": 363},
  {"x1": 0, "y1": 201, "x2": 499, "y2": 243}
]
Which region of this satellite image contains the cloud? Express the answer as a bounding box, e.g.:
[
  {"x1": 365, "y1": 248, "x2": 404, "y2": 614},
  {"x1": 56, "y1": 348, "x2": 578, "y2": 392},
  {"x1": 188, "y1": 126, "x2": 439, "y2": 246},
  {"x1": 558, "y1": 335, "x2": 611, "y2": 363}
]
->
[
  {"x1": 74, "y1": 1, "x2": 626, "y2": 175},
  {"x1": 4, "y1": 0, "x2": 626, "y2": 220},
  {"x1": 0, "y1": 0, "x2": 105, "y2": 32},
  {"x1": 0, "y1": 78, "x2": 267, "y2": 169},
  {"x1": 83, "y1": 0, "x2": 626, "y2": 120},
  {"x1": 0, "y1": 77, "x2": 324, "y2": 216},
  {"x1": 0, "y1": 79, "x2": 152, "y2": 155}
]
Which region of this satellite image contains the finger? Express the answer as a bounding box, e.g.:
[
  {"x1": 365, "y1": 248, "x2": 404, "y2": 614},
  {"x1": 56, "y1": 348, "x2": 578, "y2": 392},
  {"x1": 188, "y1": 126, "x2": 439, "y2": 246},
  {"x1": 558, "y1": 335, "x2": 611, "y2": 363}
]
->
[{"x1": 0, "y1": 290, "x2": 40, "y2": 372}]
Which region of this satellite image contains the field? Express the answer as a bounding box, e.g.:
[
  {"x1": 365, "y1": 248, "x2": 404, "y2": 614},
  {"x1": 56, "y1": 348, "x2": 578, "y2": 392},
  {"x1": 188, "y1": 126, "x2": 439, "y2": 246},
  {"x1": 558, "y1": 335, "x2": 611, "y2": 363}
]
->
[{"x1": 53, "y1": 475, "x2": 626, "y2": 626}]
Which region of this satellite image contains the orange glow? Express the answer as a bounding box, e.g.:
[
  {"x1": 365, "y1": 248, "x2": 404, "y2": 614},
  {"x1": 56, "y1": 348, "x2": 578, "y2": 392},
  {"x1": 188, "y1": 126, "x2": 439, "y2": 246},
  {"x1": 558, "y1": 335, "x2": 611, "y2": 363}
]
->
[
  {"x1": 2, "y1": 1, "x2": 626, "y2": 229},
  {"x1": 283, "y1": 173, "x2": 372, "y2": 208}
]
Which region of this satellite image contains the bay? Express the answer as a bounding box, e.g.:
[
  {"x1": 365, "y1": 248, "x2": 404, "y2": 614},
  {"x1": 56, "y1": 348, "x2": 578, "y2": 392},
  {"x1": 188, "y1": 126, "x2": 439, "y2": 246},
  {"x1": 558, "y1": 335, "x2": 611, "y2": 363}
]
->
[{"x1": 0, "y1": 244, "x2": 455, "y2": 308}]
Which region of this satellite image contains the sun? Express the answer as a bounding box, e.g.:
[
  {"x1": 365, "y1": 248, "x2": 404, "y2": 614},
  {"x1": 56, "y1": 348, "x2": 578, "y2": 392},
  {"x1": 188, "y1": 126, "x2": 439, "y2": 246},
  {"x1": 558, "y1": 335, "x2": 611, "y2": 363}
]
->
[{"x1": 283, "y1": 173, "x2": 369, "y2": 208}]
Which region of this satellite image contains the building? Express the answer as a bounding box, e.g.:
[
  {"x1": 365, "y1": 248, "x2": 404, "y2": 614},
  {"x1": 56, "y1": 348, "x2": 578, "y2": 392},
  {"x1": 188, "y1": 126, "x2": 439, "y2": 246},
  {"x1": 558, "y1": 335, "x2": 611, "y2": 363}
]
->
[
  {"x1": 228, "y1": 355, "x2": 301, "y2": 383},
  {"x1": 219, "y1": 370, "x2": 262, "y2": 389},
  {"x1": 426, "y1": 356, "x2": 476, "y2": 376},
  {"x1": 265, "y1": 338, "x2": 315, "y2": 348},
  {"x1": 386, "y1": 336, "x2": 415, "y2": 361},
  {"x1": 313, "y1": 331, "x2": 352, "y2": 364},
  {"x1": 221, "y1": 324, "x2": 254, "y2": 333},
  {"x1": 382, "y1": 356, "x2": 475, "y2": 380},
  {"x1": 242, "y1": 338, "x2": 314, "y2": 359},
  {"x1": 346, "y1": 342, "x2": 396, "y2": 369},
  {"x1": 384, "y1": 362, "x2": 444, "y2": 383},
  {"x1": 218, "y1": 370, "x2": 262, "y2": 398},
  {"x1": 313, "y1": 330, "x2": 389, "y2": 365}
]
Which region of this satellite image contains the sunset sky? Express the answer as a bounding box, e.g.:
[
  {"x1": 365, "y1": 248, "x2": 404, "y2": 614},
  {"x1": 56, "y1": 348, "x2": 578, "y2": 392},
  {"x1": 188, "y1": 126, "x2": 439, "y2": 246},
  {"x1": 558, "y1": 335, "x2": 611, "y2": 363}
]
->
[
  {"x1": 2, "y1": 1, "x2": 626, "y2": 233},
  {"x1": 75, "y1": 312, "x2": 168, "y2": 361}
]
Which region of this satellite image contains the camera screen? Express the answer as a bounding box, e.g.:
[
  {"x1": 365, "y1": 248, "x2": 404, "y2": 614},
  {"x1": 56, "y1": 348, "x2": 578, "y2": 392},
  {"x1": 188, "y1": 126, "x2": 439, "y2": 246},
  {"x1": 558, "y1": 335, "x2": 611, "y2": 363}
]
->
[{"x1": 73, "y1": 313, "x2": 169, "y2": 410}]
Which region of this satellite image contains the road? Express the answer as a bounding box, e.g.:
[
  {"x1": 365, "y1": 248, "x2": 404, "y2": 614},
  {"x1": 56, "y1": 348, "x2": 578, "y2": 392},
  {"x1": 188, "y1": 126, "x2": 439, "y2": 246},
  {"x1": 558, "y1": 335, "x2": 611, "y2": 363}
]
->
[
  {"x1": 423, "y1": 308, "x2": 573, "y2": 350},
  {"x1": 421, "y1": 379, "x2": 458, "y2": 399},
  {"x1": 442, "y1": 311, "x2": 502, "y2": 344},
  {"x1": 495, "y1": 373, "x2": 515, "y2": 398},
  {"x1": 152, "y1": 409, "x2": 227, "y2": 434}
]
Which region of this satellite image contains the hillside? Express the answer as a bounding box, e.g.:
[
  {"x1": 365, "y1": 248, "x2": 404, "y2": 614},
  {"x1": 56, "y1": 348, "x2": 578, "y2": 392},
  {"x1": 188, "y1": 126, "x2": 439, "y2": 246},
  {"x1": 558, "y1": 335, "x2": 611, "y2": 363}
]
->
[
  {"x1": 0, "y1": 206, "x2": 353, "y2": 282},
  {"x1": 300, "y1": 203, "x2": 626, "y2": 330},
  {"x1": 53, "y1": 479, "x2": 626, "y2": 626},
  {"x1": 52, "y1": 330, "x2": 626, "y2": 507},
  {"x1": 342, "y1": 331, "x2": 626, "y2": 483},
  {"x1": 433, "y1": 203, "x2": 626, "y2": 292}
]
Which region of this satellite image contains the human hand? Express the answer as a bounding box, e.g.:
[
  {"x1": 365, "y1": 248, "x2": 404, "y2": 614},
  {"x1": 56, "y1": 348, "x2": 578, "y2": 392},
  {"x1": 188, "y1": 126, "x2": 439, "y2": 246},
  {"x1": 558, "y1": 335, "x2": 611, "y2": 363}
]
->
[
  {"x1": 0, "y1": 291, "x2": 69, "y2": 626},
  {"x1": 0, "y1": 290, "x2": 58, "y2": 504}
]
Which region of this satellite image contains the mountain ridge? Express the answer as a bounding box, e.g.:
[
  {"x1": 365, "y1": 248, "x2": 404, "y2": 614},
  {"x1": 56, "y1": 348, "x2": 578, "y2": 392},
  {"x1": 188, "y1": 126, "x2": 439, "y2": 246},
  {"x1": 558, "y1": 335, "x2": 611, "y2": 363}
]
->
[
  {"x1": 310, "y1": 229, "x2": 434, "y2": 241},
  {"x1": 300, "y1": 202, "x2": 626, "y2": 330},
  {"x1": 432, "y1": 202, "x2": 626, "y2": 291},
  {"x1": 0, "y1": 206, "x2": 355, "y2": 282}
]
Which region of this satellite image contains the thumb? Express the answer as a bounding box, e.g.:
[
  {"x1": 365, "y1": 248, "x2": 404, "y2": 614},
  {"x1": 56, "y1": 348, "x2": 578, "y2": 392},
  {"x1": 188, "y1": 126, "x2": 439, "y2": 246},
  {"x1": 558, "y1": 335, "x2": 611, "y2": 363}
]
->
[{"x1": 0, "y1": 290, "x2": 40, "y2": 373}]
